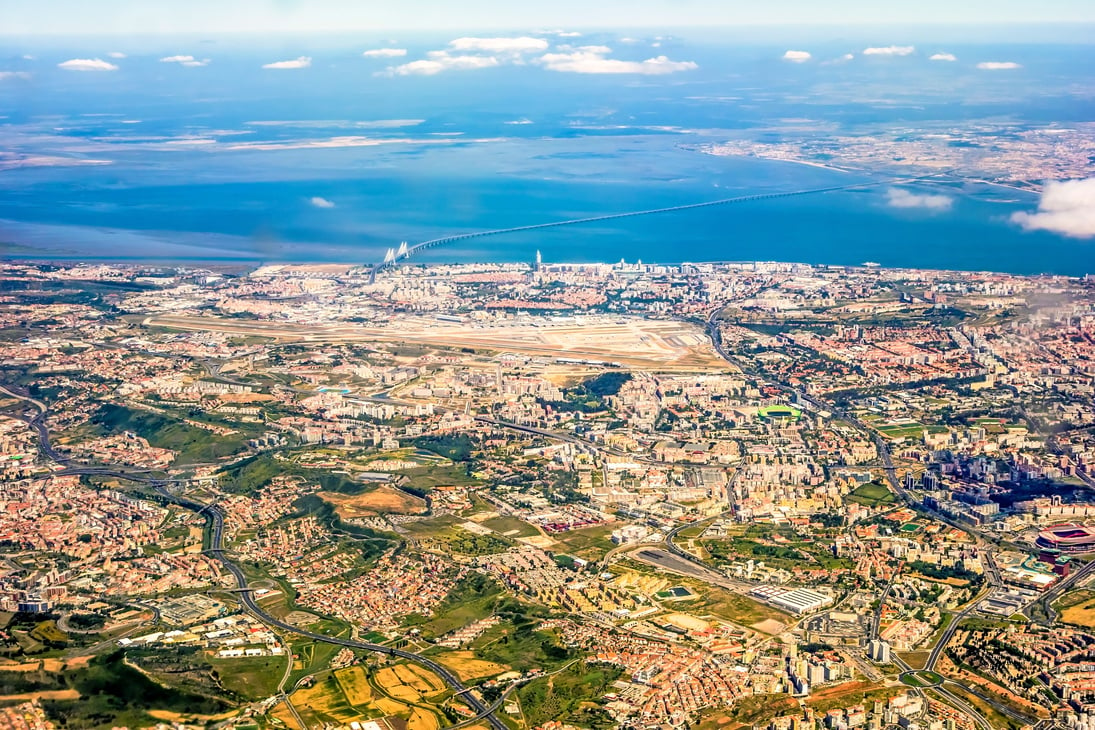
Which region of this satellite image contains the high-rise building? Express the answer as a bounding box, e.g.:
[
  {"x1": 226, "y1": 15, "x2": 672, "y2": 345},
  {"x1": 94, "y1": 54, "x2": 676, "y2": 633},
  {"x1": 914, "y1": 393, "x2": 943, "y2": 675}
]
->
[{"x1": 868, "y1": 639, "x2": 891, "y2": 663}]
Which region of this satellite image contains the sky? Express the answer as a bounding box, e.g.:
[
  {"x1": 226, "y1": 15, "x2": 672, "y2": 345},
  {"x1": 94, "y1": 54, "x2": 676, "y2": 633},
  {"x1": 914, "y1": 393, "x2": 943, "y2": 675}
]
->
[{"x1": 3, "y1": 0, "x2": 1095, "y2": 35}]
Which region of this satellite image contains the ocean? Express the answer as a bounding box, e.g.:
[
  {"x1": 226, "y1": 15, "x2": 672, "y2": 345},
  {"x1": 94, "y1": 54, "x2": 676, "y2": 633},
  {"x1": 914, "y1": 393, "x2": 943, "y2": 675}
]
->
[{"x1": 1, "y1": 32, "x2": 1093, "y2": 274}]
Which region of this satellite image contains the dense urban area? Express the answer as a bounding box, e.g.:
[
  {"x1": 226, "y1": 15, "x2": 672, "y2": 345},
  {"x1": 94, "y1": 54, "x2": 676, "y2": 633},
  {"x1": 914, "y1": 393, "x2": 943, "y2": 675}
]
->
[{"x1": 2, "y1": 257, "x2": 1095, "y2": 730}]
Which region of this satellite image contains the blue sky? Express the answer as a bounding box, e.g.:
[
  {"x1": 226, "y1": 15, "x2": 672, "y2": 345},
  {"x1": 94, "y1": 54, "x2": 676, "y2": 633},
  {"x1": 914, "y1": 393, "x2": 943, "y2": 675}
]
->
[{"x1": 4, "y1": 0, "x2": 1095, "y2": 35}]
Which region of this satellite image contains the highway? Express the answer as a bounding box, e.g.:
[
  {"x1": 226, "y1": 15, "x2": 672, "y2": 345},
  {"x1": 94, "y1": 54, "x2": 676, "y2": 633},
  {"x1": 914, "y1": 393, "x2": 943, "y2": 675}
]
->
[
  {"x1": 702, "y1": 315, "x2": 1013, "y2": 730},
  {"x1": 7, "y1": 385, "x2": 508, "y2": 730},
  {"x1": 1028, "y1": 556, "x2": 1095, "y2": 626},
  {"x1": 0, "y1": 383, "x2": 70, "y2": 464},
  {"x1": 370, "y1": 174, "x2": 942, "y2": 280},
  {"x1": 151, "y1": 483, "x2": 509, "y2": 730}
]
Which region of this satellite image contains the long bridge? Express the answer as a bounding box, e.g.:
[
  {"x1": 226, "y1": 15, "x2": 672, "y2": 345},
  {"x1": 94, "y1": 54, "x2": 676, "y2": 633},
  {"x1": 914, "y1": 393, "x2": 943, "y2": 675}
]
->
[{"x1": 368, "y1": 174, "x2": 939, "y2": 282}]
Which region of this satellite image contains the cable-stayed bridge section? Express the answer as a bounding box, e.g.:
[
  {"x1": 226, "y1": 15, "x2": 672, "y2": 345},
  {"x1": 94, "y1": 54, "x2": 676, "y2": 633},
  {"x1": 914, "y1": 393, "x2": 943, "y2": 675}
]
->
[{"x1": 369, "y1": 175, "x2": 938, "y2": 282}]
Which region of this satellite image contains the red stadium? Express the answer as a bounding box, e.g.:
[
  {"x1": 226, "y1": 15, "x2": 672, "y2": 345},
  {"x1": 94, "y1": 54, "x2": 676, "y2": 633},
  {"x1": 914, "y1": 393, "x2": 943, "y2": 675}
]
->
[{"x1": 1036, "y1": 524, "x2": 1095, "y2": 554}]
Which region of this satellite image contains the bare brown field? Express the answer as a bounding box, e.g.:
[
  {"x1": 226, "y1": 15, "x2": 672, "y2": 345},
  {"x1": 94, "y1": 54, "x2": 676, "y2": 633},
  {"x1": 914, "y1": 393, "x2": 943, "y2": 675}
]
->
[
  {"x1": 146, "y1": 315, "x2": 728, "y2": 371},
  {"x1": 319, "y1": 486, "x2": 426, "y2": 517},
  {"x1": 899, "y1": 651, "x2": 930, "y2": 670},
  {"x1": 750, "y1": 619, "x2": 786, "y2": 635},
  {"x1": 218, "y1": 392, "x2": 276, "y2": 403}
]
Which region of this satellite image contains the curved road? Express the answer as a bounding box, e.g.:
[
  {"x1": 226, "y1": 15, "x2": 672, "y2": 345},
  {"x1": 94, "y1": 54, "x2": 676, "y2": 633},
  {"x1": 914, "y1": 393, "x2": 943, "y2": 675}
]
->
[
  {"x1": 7, "y1": 382, "x2": 507, "y2": 730},
  {"x1": 152, "y1": 484, "x2": 508, "y2": 730}
]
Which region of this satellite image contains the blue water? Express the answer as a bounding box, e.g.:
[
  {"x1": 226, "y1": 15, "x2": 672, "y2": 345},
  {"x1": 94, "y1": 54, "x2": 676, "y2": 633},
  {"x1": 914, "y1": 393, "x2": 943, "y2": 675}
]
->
[{"x1": 1, "y1": 32, "x2": 1093, "y2": 274}]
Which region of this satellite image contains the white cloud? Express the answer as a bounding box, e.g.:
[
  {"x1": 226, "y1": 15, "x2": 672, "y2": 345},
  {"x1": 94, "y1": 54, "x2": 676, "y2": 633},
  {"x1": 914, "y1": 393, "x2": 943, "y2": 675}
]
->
[
  {"x1": 977, "y1": 61, "x2": 1021, "y2": 70},
  {"x1": 384, "y1": 54, "x2": 499, "y2": 76},
  {"x1": 534, "y1": 29, "x2": 582, "y2": 38},
  {"x1": 886, "y1": 188, "x2": 954, "y2": 211},
  {"x1": 568, "y1": 45, "x2": 612, "y2": 55},
  {"x1": 823, "y1": 53, "x2": 855, "y2": 65},
  {"x1": 107, "y1": 52, "x2": 126, "y2": 59},
  {"x1": 782, "y1": 50, "x2": 812, "y2": 63},
  {"x1": 262, "y1": 56, "x2": 311, "y2": 69},
  {"x1": 505, "y1": 118, "x2": 533, "y2": 125},
  {"x1": 0, "y1": 71, "x2": 31, "y2": 81},
  {"x1": 161, "y1": 55, "x2": 210, "y2": 66},
  {"x1": 930, "y1": 52, "x2": 957, "y2": 62},
  {"x1": 309, "y1": 196, "x2": 336, "y2": 209},
  {"x1": 448, "y1": 36, "x2": 548, "y2": 54},
  {"x1": 362, "y1": 48, "x2": 407, "y2": 58},
  {"x1": 22, "y1": 54, "x2": 35, "y2": 60},
  {"x1": 538, "y1": 49, "x2": 697, "y2": 75},
  {"x1": 58, "y1": 58, "x2": 118, "y2": 71},
  {"x1": 1011, "y1": 178, "x2": 1095, "y2": 238},
  {"x1": 863, "y1": 45, "x2": 915, "y2": 56}
]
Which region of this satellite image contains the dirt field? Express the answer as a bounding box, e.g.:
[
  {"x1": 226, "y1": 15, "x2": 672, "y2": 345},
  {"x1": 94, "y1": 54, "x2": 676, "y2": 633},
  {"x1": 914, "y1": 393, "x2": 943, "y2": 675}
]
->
[
  {"x1": 318, "y1": 487, "x2": 427, "y2": 517},
  {"x1": 435, "y1": 651, "x2": 506, "y2": 681},
  {"x1": 146, "y1": 314, "x2": 729, "y2": 371},
  {"x1": 218, "y1": 392, "x2": 276, "y2": 403},
  {"x1": 750, "y1": 619, "x2": 787, "y2": 635}
]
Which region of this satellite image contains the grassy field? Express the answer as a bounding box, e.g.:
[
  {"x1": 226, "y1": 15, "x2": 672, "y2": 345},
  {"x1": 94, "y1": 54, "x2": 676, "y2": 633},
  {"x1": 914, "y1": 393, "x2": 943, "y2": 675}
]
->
[
  {"x1": 334, "y1": 666, "x2": 372, "y2": 706},
  {"x1": 517, "y1": 661, "x2": 622, "y2": 728},
  {"x1": 845, "y1": 482, "x2": 896, "y2": 507},
  {"x1": 208, "y1": 655, "x2": 286, "y2": 700},
  {"x1": 1056, "y1": 588, "x2": 1095, "y2": 627},
  {"x1": 36, "y1": 650, "x2": 232, "y2": 730},
  {"x1": 87, "y1": 403, "x2": 254, "y2": 465},
  {"x1": 287, "y1": 618, "x2": 355, "y2": 687},
  {"x1": 873, "y1": 421, "x2": 927, "y2": 440},
  {"x1": 472, "y1": 618, "x2": 572, "y2": 674},
  {"x1": 806, "y1": 684, "x2": 902, "y2": 715},
  {"x1": 283, "y1": 674, "x2": 373, "y2": 728},
  {"x1": 482, "y1": 516, "x2": 541, "y2": 539},
  {"x1": 406, "y1": 573, "x2": 503, "y2": 638},
  {"x1": 402, "y1": 465, "x2": 481, "y2": 491},
  {"x1": 691, "y1": 583, "x2": 790, "y2": 630},
  {"x1": 936, "y1": 685, "x2": 1024, "y2": 730},
  {"x1": 696, "y1": 693, "x2": 798, "y2": 729},
  {"x1": 899, "y1": 651, "x2": 930, "y2": 671},
  {"x1": 283, "y1": 662, "x2": 449, "y2": 730},
  {"x1": 549, "y1": 524, "x2": 618, "y2": 562}
]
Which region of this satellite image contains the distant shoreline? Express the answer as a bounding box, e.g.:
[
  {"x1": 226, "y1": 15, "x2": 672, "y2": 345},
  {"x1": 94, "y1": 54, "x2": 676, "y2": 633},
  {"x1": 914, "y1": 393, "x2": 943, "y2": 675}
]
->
[{"x1": 1, "y1": 256, "x2": 1087, "y2": 280}]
